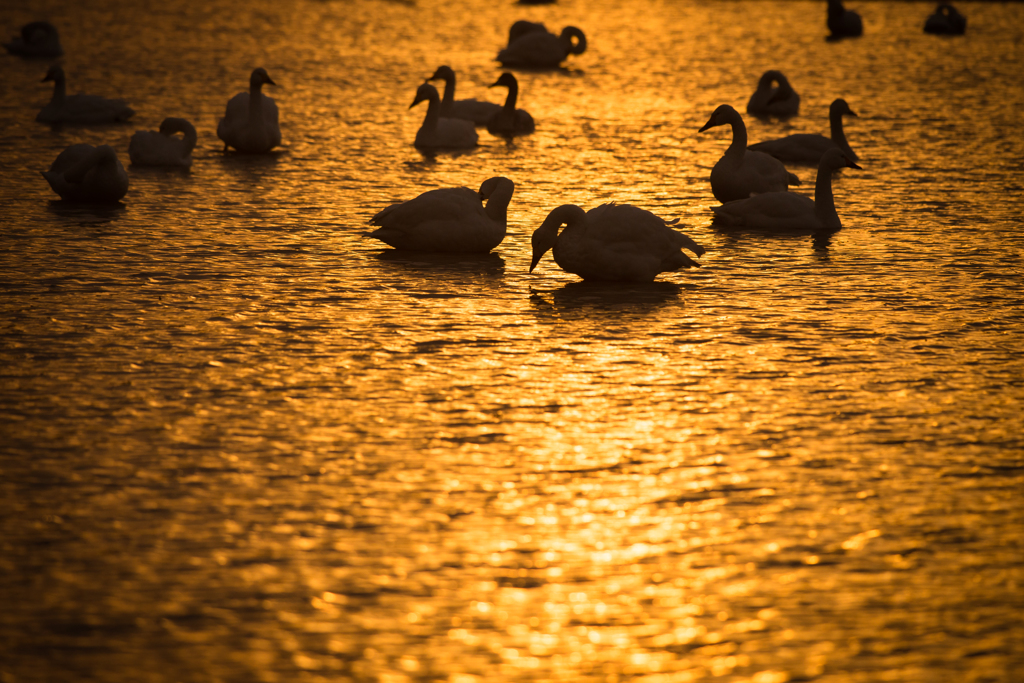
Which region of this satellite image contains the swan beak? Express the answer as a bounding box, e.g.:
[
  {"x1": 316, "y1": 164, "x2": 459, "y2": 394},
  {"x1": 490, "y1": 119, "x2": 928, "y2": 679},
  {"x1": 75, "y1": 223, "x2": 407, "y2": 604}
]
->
[
  {"x1": 847, "y1": 160, "x2": 863, "y2": 170},
  {"x1": 266, "y1": 77, "x2": 277, "y2": 86},
  {"x1": 849, "y1": 109, "x2": 858, "y2": 117},
  {"x1": 488, "y1": 81, "x2": 500, "y2": 89},
  {"x1": 529, "y1": 252, "x2": 542, "y2": 273},
  {"x1": 698, "y1": 119, "x2": 715, "y2": 133}
]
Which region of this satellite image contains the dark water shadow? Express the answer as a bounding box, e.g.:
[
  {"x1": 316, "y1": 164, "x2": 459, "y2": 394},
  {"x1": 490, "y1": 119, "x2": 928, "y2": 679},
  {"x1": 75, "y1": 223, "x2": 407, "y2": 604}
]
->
[
  {"x1": 712, "y1": 224, "x2": 839, "y2": 253},
  {"x1": 410, "y1": 146, "x2": 479, "y2": 165},
  {"x1": 47, "y1": 200, "x2": 127, "y2": 224},
  {"x1": 530, "y1": 280, "x2": 685, "y2": 314},
  {"x1": 373, "y1": 250, "x2": 505, "y2": 276},
  {"x1": 495, "y1": 64, "x2": 582, "y2": 77}
]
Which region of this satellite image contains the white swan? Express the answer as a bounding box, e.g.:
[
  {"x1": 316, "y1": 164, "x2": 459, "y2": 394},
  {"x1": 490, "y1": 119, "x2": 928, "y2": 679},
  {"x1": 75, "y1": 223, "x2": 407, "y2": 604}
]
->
[
  {"x1": 925, "y1": 4, "x2": 966, "y2": 34},
  {"x1": 711, "y1": 148, "x2": 860, "y2": 231},
  {"x1": 487, "y1": 73, "x2": 535, "y2": 136},
  {"x1": 747, "y1": 70, "x2": 800, "y2": 119},
  {"x1": 497, "y1": 25, "x2": 586, "y2": 68},
  {"x1": 827, "y1": 0, "x2": 863, "y2": 38},
  {"x1": 217, "y1": 67, "x2": 281, "y2": 153},
  {"x1": 427, "y1": 66, "x2": 502, "y2": 125},
  {"x1": 368, "y1": 177, "x2": 515, "y2": 253},
  {"x1": 36, "y1": 66, "x2": 134, "y2": 124},
  {"x1": 4, "y1": 21, "x2": 62, "y2": 58},
  {"x1": 42, "y1": 143, "x2": 129, "y2": 203},
  {"x1": 699, "y1": 104, "x2": 800, "y2": 203},
  {"x1": 410, "y1": 83, "x2": 478, "y2": 149},
  {"x1": 748, "y1": 98, "x2": 858, "y2": 165},
  {"x1": 128, "y1": 117, "x2": 197, "y2": 167},
  {"x1": 530, "y1": 203, "x2": 705, "y2": 282}
]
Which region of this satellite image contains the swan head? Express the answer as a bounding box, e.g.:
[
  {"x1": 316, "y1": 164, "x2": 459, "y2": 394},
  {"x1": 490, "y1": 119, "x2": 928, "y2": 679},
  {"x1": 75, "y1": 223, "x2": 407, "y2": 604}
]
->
[
  {"x1": 698, "y1": 104, "x2": 739, "y2": 132},
  {"x1": 560, "y1": 26, "x2": 587, "y2": 54},
  {"x1": 409, "y1": 83, "x2": 440, "y2": 109},
  {"x1": 478, "y1": 176, "x2": 513, "y2": 201},
  {"x1": 831, "y1": 98, "x2": 857, "y2": 118},
  {"x1": 530, "y1": 204, "x2": 586, "y2": 273},
  {"x1": 22, "y1": 21, "x2": 59, "y2": 43},
  {"x1": 489, "y1": 72, "x2": 518, "y2": 90},
  {"x1": 427, "y1": 65, "x2": 455, "y2": 83},
  {"x1": 820, "y1": 148, "x2": 862, "y2": 172},
  {"x1": 250, "y1": 67, "x2": 276, "y2": 88},
  {"x1": 41, "y1": 64, "x2": 63, "y2": 83}
]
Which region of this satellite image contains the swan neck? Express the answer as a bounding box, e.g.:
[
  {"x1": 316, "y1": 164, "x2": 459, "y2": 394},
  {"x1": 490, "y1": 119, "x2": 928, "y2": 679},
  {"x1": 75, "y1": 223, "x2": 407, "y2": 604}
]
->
[
  {"x1": 829, "y1": 110, "x2": 851, "y2": 153},
  {"x1": 179, "y1": 123, "x2": 198, "y2": 153},
  {"x1": 725, "y1": 114, "x2": 747, "y2": 155},
  {"x1": 814, "y1": 163, "x2": 839, "y2": 225},
  {"x1": 484, "y1": 181, "x2": 514, "y2": 228},
  {"x1": 440, "y1": 75, "x2": 455, "y2": 111},
  {"x1": 502, "y1": 81, "x2": 519, "y2": 113},
  {"x1": 51, "y1": 73, "x2": 66, "y2": 104},
  {"x1": 422, "y1": 95, "x2": 440, "y2": 131}
]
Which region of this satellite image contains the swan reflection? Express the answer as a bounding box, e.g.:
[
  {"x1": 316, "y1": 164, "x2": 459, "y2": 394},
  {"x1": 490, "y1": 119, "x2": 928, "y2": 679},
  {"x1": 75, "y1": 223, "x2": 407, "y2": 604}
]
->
[
  {"x1": 373, "y1": 250, "x2": 506, "y2": 276},
  {"x1": 531, "y1": 280, "x2": 684, "y2": 312}
]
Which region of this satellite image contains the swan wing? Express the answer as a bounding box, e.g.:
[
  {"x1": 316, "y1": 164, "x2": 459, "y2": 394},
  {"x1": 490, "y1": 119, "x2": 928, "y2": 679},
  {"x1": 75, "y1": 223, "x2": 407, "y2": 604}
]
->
[
  {"x1": 449, "y1": 99, "x2": 503, "y2": 125},
  {"x1": 712, "y1": 192, "x2": 818, "y2": 230},
  {"x1": 749, "y1": 134, "x2": 836, "y2": 164},
  {"x1": 370, "y1": 187, "x2": 482, "y2": 228},
  {"x1": 498, "y1": 32, "x2": 565, "y2": 67}
]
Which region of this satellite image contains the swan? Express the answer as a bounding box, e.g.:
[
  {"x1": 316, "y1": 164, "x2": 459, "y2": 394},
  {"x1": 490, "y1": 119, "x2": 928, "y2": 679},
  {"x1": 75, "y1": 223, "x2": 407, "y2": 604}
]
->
[
  {"x1": 36, "y1": 66, "x2": 134, "y2": 124},
  {"x1": 409, "y1": 83, "x2": 478, "y2": 149},
  {"x1": 747, "y1": 70, "x2": 800, "y2": 119},
  {"x1": 530, "y1": 203, "x2": 705, "y2": 282},
  {"x1": 827, "y1": 0, "x2": 863, "y2": 38},
  {"x1": 128, "y1": 117, "x2": 197, "y2": 167},
  {"x1": 748, "y1": 98, "x2": 858, "y2": 165},
  {"x1": 427, "y1": 66, "x2": 502, "y2": 125},
  {"x1": 4, "y1": 21, "x2": 62, "y2": 58},
  {"x1": 42, "y1": 143, "x2": 129, "y2": 203},
  {"x1": 487, "y1": 73, "x2": 535, "y2": 136},
  {"x1": 711, "y1": 148, "x2": 860, "y2": 231},
  {"x1": 699, "y1": 104, "x2": 800, "y2": 203},
  {"x1": 506, "y1": 20, "x2": 549, "y2": 46},
  {"x1": 216, "y1": 67, "x2": 281, "y2": 153},
  {"x1": 925, "y1": 4, "x2": 966, "y2": 34},
  {"x1": 497, "y1": 25, "x2": 586, "y2": 68}
]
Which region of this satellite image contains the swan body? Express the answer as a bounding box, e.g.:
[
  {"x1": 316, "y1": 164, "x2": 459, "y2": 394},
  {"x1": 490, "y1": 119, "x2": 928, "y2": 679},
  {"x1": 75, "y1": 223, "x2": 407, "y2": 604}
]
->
[
  {"x1": 699, "y1": 104, "x2": 800, "y2": 203},
  {"x1": 217, "y1": 68, "x2": 281, "y2": 153},
  {"x1": 487, "y1": 72, "x2": 535, "y2": 136},
  {"x1": 128, "y1": 117, "x2": 197, "y2": 167},
  {"x1": 427, "y1": 66, "x2": 502, "y2": 125},
  {"x1": 368, "y1": 177, "x2": 515, "y2": 253},
  {"x1": 4, "y1": 21, "x2": 62, "y2": 58},
  {"x1": 36, "y1": 66, "x2": 134, "y2": 124},
  {"x1": 747, "y1": 70, "x2": 800, "y2": 119},
  {"x1": 925, "y1": 4, "x2": 966, "y2": 34},
  {"x1": 42, "y1": 143, "x2": 129, "y2": 203},
  {"x1": 410, "y1": 83, "x2": 478, "y2": 149},
  {"x1": 506, "y1": 20, "x2": 549, "y2": 46},
  {"x1": 748, "y1": 98, "x2": 858, "y2": 165},
  {"x1": 497, "y1": 25, "x2": 586, "y2": 68},
  {"x1": 827, "y1": 0, "x2": 863, "y2": 38},
  {"x1": 711, "y1": 148, "x2": 860, "y2": 231},
  {"x1": 530, "y1": 203, "x2": 705, "y2": 282}
]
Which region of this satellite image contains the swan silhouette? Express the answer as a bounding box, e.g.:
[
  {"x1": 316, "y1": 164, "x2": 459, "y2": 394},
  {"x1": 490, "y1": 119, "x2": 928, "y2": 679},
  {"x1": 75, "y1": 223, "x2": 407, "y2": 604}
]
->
[
  {"x1": 42, "y1": 143, "x2": 129, "y2": 203},
  {"x1": 925, "y1": 4, "x2": 966, "y2": 34},
  {"x1": 827, "y1": 0, "x2": 863, "y2": 38},
  {"x1": 711, "y1": 148, "x2": 860, "y2": 231},
  {"x1": 368, "y1": 177, "x2": 515, "y2": 253},
  {"x1": 530, "y1": 203, "x2": 705, "y2": 282},
  {"x1": 699, "y1": 104, "x2": 800, "y2": 203},
  {"x1": 497, "y1": 24, "x2": 586, "y2": 68},
  {"x1": 747, "y1": 70, "x2": 800, "y2": 119},
  {"x1": 506, "y1": 20, "x2": 549, "y2": 46},
  {"x1": 409, "y1": 83, "x2": 478, "y2": 149},
  {"x1": 217, "y1": 68, "x2": 281, "y2": 153},
  {"x1": 36, "y1": 66, "x2": 134, "y2": 124},
  {"x1": 748, "y1": 98, "x2": 858, "y2": 165},
  {"x1": 4, "y1": 21, "x2": 62, "y2": 58},
  {"x1": 427, "y1": 66, "x2": 502, "y2": 125},
  {"x1": 129, "y1": 117, "x2": 197, "y2": 167},
  {"x1": 487, "y1": 73, "x2": 535, "y2": 136}
]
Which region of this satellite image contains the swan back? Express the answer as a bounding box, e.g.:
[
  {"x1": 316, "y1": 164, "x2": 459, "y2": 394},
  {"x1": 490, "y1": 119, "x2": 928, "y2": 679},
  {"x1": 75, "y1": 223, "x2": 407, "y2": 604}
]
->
[
  {"x1": 498, "y1": 24, "x2": 586, "y2": 67},
  {"x1": 827, "y1": 0, "x2": 863, "y2": 37},
  {"x1": 129, "y1": 117, "x2": 197, "y2": 167},
  {"x1": 42, "y1": 143, "x2": 128, "y2": 203},
  {"x1": 217, "y1": 67, "x2": 281, "y2": 153},
  {"x1": 507, "y1": 20, "x2": 548, "y2": 46},
  {"x1": 925, "y1": 4, "x2": 966, "y2": 34}
]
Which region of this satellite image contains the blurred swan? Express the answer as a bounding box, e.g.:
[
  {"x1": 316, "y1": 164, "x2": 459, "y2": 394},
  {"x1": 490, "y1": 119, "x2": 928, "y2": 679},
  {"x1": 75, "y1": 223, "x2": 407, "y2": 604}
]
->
[
  {"x1": 36, "y1": 66, "x2": 134, "y2": 124},
  {"x1": 925, "y1": 4, "x2": 966, "y2": 35},
  {"x1": 748, "y1": 98, "x2": 858, "y2": 165},
  {"x1": 409, "y1": 83, "x2": 478, "y2": 149},
  {"x1": 506, "y1": 20, "x2": 548, "y2": 46},
  {"x1": 217, "y1": 67, "x2": 280, "y2": 153},
  {"x1": 129, "y1": 117, "x2": 197, "y2": 167},
  {"x1": 427, "y1": 66, "x2": 502, "y2": 125},
  {"x1": 487, "y1": 72, "x2": 535, "y2": 136},
  {"x1": 42, "y1": 143, "x2": 129, "y2": 203},
  {"x1": 4, "y1": 21, "x2": 62, "y2": 58},
  {"x1": 747, "y1": 70, "x2": 800, "y2": 119},
  {"x1": 699, "y1": 104, "x2": 800, "y2": 203},
  {"x1": 711, "y1": 148, "x2": 860, "y2": 231},
  {"x1": 530, "y1": 203, "x2": 705, "y2": 282},
  {"x1": 497, "y1": 24, "x2": 586, "y2": 68},
  {"x1": 368, "y1": 177, "x2": 515, "y2": 253},
  {"x1": 827, "y1": 0, "x2": 863, "y2": 38}
]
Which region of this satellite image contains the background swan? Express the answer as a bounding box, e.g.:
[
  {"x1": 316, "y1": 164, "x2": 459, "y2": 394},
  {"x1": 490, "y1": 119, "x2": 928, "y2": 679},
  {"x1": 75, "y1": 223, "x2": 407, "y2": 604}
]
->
[
  {"x1": 925, "y1": 4, "x2": 966, "y2": 34},
  {"x1": 42, "y1": 143, "x2": 129, "y2": 203},
  {"x1": 368, "y1": 177, "x2": 515, "y2": 253},
  {"x1": 748, "y1": 98, "x2": 858, "y2": 165},
  {"x1": 4, "y1": 21, "x2": 62, "y2": 58},
  {"x1": 497, "y1": 25, "x2": 586, "y2": 68},
  {"x1": 427, "y1": 66, "x2": 502, "y2": 125},
  {"x1": 36, "y1": 66, "x2": 134, "y2": 124},
  {"x1": 217, "y1": 67, "x2": 281, "y2": 153},
  {"x1": 129, "y1": 117, "x2": 197, "y2": 167},
  {"x1": 699, "y1": 104, "x2": 800, "y2": 203},
  {"x1": 409, "y1": 83, "x2": 478, "y2": 149},
  {"x1": 711, "y1": 148, "x2": 861, "y2": 231},
  {"x1": 487, "y1": 73, "x2": 535, "y2": 136},
  {"x1": 506, "y1": 20, "x2": 548, "y2": 47},
  {"x1": 747, "y1": 70, "x2": 800, "y2": 119},
  {"x1": 827, "y1": 0, "x2": 863, "y2": 38},
  {"x1": 530, "y1": 203, "x2": 705, "y2": 282}
]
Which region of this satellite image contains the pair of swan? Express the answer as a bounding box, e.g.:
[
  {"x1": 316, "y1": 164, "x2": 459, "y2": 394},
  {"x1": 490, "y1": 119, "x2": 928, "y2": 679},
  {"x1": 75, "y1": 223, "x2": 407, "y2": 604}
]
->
[
  {"x1": 4, "y1": 21, "x2": 62, "y2": 58},
  {"x1": 427, "y1": 66, "x2": 503, "y2": 125},
  {"x1": 748, "y1": 98, "x2": 858, "y2": 165},
  {"x1": 129, "y1": 117, "x2": 197, "y2": 167},
  {"x1": 424, "y1": 68, "x2": 534, "y2": 136},
  {"x1": 827, "y1": 0, "x2": 863, "y2": 39},
  {"x1": 217, "y1": 68, "x2": 281, "y2": 153},
  {"x1": 42, "y1": 144, "x2": 129, "y2": 203},
  {"x1": 37, "y1": 66, "x2": 134, "y2": 124},
  {"x1": 497, "y1": 21, "x2": 586, "y2": 68},
  {"x1": 925, "y1": 4, "x2": 966, "y2": 35},
  {"x1": 747, "y1": 70, "x2": 800, "y2": 119}
]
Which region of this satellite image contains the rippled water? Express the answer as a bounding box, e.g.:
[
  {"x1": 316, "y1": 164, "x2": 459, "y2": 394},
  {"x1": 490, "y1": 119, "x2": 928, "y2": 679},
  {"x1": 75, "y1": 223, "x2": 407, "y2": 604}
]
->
[{"x1": 2, "y1": 0, "x2": 1023, "y2": 681}]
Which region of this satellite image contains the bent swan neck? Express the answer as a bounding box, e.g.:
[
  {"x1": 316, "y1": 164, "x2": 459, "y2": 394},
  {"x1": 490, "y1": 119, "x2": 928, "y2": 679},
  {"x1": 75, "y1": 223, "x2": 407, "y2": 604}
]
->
[{"x1": 483, "y1": 179, "x2": 515, "y2": 228}]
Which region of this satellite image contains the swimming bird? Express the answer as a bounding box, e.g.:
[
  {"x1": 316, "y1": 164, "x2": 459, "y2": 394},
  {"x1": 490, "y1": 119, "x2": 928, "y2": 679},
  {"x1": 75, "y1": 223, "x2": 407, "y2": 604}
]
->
[
  {"x1": 699, "y1": 104, "x2": 800, "y2": 203},
  {"x1": 217, "y1": 67, "x2": 281, "y2": 153},
  {"x1": 924, "y1": 4, "x2": 966, "y2": 35},
  {"x1": 827, "y1": 0, "x2": 863, "y2": 38},
  {"x1": 710, "y1": 148, "x2": 860, "y2": 231},
  {"x1": 409, "y1": 83, "x2": 478, "y2": 149},
  {"x1": 487, "y1": 73, "x2": 535, "y2": 136},
  {"x1": 368, "y1": 177, "x2": 515, "y2": 253},
  {"x1": 747, "y1": 70, "x2": 800, "y2": 119},
  {"x1": 36, "y1": 66, "x2": 134, "y2": 124},
  {"x1": 530, "y1": 203, "x2": 705, "y2": 282},
  {"x1": 128, "y1": 117, "x2": 197, "y2": 167},
  {"x1": 427, "y1": 66, "x2": 502, "y2": 125},
  {"x1": 4, "y1": 21, "x2": 62, "y2": 58},
  {"x1": 42, "y1": 143, "x2": 129, "y2": 203},
  {"x1": 497, "y1": 24, "x2": 586, "y2": 68},
  {"x1": 748, "y1": 98, "x2": 858, "y2": 165}
]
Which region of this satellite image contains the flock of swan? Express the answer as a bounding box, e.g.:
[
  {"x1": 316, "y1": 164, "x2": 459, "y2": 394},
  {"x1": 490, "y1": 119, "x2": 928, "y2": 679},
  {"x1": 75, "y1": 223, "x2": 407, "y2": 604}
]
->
[{"x1": 7, "y1": 2, "x2": 966, "y2": 283}]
